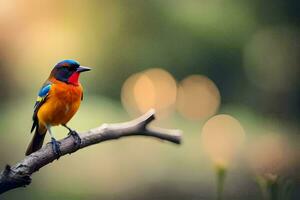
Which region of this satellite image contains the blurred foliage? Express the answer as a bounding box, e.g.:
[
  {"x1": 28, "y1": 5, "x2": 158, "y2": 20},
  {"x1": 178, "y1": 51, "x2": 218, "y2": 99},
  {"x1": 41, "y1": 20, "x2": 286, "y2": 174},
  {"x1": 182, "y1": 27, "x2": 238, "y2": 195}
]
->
[
  {"x1": 0, "y1": 0, "x2": 299, "y2": 199},
  {"x1": 0, "y1": 0, "x2": 299, "y2": 121}
]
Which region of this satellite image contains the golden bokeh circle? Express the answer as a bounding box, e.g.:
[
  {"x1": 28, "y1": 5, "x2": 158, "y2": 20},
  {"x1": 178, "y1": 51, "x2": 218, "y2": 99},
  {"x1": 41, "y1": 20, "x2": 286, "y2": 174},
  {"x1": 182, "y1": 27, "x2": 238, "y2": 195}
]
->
[
  {"x1": 177, "y1": 75, "x2": 220, "y2": 120},
  {"x1": 201, "y1": 114, "x2": 245, "y2": 166},
  {"x1": 247, "y1": 134, "x2": 292, "y2": 175},
  {"x1": 121, "y1": 68, "x2": 177, "y2": 119}
]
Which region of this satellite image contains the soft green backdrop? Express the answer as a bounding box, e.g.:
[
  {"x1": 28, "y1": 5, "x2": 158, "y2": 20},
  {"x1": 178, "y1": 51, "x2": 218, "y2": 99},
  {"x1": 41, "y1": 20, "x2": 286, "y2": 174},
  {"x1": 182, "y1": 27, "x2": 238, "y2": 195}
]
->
[{"x1": 0, "y1": 0, "x2": 299, "y2": 199}]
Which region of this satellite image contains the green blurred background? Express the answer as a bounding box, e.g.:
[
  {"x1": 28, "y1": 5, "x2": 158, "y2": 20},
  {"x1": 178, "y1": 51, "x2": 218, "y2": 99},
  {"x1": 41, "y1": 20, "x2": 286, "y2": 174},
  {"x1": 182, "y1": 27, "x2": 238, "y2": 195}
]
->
[{"x1": 0, "y1": 0, "x2": 299, "y2": 199}]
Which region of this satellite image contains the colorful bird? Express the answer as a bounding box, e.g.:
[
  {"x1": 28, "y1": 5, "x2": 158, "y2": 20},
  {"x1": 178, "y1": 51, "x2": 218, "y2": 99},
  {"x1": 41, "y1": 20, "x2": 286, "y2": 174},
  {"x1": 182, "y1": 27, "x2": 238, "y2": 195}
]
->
[{"x1": 25, "y1": 59, "x2": 91, "y2": 156}]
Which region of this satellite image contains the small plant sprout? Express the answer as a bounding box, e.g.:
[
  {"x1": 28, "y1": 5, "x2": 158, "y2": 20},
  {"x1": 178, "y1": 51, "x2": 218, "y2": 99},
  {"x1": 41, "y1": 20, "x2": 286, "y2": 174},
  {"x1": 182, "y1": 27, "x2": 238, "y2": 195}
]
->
[
  {"x1": 247, "y1": 134, "x2": 294, "y2": 200},
  {"x1": 201, "y1": 114, "x2": 245, "y2": 200}
]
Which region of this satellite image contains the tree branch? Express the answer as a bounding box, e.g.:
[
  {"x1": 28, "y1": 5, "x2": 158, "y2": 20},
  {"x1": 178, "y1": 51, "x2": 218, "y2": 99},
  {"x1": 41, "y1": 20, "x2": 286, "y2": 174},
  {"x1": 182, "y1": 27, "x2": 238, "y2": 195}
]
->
[{"x1": 0, "y1": 109, "x2": 182, "y2": 194}]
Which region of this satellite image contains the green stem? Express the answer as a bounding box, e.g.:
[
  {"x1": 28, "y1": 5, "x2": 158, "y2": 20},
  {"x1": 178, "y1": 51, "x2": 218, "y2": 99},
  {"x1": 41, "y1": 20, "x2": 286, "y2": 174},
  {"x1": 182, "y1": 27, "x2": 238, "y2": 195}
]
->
[
  {"x1": 268, "y1": 179, "x2": 278, "y2": 200},
  {"x1": 255, "y1": 176, "x2": 268, "y2": 200},
  {"x1": 216, "y1": 165, "x2": 227, "y2": 200},
  {"x1": 256, "y1": 174, "x2": 279, "y2": 200}
]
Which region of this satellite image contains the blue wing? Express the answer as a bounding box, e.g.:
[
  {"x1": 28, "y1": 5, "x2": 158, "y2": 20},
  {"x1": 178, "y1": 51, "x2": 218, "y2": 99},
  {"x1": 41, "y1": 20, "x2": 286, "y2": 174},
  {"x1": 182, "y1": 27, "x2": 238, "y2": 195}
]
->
[
  {"x1": 34, "y1": 83, "x2": 52, "y2": 109},
  {"x1": 39, "y1": 84, "x2": 51, "y2": 97},
  {"x1": 31, "y1": 81, "x2": 52, "y2": 133}
]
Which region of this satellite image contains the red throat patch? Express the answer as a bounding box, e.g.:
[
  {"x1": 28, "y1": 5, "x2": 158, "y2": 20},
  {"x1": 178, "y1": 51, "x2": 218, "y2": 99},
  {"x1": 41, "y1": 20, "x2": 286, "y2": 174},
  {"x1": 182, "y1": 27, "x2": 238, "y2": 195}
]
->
[{"x1": 68, "y1": 72, "x2": 80, "y2": 85}]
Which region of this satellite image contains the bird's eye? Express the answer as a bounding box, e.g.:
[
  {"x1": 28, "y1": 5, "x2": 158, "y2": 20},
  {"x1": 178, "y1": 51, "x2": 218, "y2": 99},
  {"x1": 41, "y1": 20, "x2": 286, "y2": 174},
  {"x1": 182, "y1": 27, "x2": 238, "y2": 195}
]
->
[
  {"x1": 62, "y1": 66, "x2": 73, "y2": 71},
  {"x1": 70, "y1": 66, "x2": 77, "y2": 71}
]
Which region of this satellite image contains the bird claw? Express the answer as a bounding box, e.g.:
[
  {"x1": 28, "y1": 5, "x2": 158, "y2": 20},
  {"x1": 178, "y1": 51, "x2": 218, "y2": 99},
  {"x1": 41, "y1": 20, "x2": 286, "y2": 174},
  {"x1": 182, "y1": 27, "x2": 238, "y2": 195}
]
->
[
  {"x1": 68, "y1": 130, "x2": 81, "y2": 148},
  {"x1": 51, "y1": 137, "x2": 61, "y2": 159}
]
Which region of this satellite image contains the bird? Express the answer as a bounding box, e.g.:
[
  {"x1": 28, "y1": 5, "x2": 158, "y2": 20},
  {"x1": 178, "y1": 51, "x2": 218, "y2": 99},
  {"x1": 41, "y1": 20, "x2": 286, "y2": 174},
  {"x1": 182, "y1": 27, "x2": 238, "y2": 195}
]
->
[{"x1": 25, "y1": 59, "x2": 91, "y2": 157}]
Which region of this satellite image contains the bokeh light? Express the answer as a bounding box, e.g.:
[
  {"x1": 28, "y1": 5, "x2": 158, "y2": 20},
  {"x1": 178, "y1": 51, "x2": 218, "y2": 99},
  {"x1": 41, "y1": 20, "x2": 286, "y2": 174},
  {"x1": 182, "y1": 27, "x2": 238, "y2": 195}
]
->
[
  {"x1": 121, "y1": 73, "x2": 143, "y2": 116},
  {"x1": 121, "y1": 68, "x2": 177, "y2": 119},
  {"x1": 133, "y1": 74, "x2": 156, "y2": 113},
  {"x1": 243, "y1": 27, "x2": 300, "y2": 92},
  {"x1": 177, "y1": 75, "x2": 220, "y2": 120},
  {"x1": 201, "y1": 114, "x2": 245, "y2": 167},
  {"x1": 247, "y1": 133, "x2": 293, "y2": 176}
]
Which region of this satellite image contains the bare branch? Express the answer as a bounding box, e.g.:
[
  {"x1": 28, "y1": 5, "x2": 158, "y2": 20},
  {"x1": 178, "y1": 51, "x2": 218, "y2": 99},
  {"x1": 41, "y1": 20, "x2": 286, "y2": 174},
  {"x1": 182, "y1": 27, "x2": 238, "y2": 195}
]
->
[{"x1": 0, "y1": 109, "x2": 182, "y2": 194}]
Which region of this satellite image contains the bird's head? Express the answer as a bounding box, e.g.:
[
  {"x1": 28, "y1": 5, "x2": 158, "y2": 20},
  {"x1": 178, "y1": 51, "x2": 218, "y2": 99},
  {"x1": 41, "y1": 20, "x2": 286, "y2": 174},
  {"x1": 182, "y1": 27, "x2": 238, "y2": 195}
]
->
[{"x1": 50, "y1": 59, "x2": 91, "y2": 85}]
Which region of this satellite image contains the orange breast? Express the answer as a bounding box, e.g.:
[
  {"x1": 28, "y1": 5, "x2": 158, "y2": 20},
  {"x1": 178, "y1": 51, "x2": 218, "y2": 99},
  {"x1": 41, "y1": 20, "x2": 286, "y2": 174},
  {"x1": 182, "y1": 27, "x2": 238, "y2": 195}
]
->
[{"x1": 37, "y1": 81, "x2": 83, "y2": 126}]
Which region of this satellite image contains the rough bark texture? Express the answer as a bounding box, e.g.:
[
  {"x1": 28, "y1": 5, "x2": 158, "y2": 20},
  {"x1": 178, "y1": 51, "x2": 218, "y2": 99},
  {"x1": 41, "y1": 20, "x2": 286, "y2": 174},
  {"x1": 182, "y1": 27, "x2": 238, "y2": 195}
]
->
[{"x1": 0, "y1": 109, "x2": 182, "y2": 194}]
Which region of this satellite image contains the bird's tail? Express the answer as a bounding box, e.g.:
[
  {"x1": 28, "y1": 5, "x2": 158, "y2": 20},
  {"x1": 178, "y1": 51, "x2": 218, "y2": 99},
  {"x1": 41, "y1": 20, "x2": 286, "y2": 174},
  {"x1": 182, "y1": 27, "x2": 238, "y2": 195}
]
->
[{"x1": 25, "y1": 124, "x2": 47, "y2": 156}]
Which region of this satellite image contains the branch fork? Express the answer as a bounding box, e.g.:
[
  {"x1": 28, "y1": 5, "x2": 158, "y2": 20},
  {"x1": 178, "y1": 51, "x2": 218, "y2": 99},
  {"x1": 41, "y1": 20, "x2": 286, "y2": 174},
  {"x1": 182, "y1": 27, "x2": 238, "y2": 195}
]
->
[{"x1": 0, "y1": 109, "x2": 182, "y2": 194}]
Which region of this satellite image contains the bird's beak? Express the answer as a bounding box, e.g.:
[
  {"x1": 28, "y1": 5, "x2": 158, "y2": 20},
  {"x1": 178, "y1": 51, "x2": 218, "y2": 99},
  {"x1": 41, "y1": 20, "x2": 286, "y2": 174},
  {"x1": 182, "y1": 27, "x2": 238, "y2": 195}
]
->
[{"x1": 77, "y1": 66, "x2": 92, "y2": 73}]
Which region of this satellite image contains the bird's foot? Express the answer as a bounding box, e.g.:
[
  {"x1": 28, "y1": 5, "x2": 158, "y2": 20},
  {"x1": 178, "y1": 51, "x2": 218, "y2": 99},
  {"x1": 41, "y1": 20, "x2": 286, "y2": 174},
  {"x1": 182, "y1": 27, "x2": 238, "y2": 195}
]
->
[
  {"x1": 68, "y1": 130, "x2": 81, "y2": 148},
  {"x1": 51, "y1": 137, "x2": 61, "y2": 159}
]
